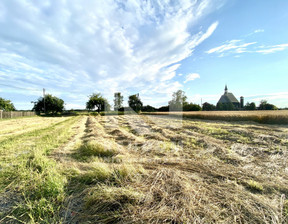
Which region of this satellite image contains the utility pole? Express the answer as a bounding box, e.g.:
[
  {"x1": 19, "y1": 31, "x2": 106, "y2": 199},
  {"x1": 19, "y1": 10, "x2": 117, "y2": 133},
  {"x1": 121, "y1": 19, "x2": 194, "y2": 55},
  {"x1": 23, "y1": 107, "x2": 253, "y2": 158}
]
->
[{"x1": 43, "y1": 88, "x2": 46, "y2": 114}]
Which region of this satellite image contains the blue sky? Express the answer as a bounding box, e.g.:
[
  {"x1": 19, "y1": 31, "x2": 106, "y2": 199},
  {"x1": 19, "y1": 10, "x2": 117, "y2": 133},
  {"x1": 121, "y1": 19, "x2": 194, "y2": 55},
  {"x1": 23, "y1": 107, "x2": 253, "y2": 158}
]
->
[{"x1": 0, "y1": 0, "x2": 287, "y2": 110}]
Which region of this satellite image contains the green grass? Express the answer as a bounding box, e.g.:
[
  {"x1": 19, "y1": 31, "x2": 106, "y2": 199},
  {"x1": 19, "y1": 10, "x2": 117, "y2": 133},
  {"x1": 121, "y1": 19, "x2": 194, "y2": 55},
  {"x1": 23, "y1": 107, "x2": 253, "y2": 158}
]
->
[
  {"x1": 246, "y1": 180, "x2": 264, "y2": 193},
  {"x1": 0, "y1": 116, "x2": 80, "y2": 223},
  {"x1": 74, "y1": 163, "x2": 146, "y2": 185}
]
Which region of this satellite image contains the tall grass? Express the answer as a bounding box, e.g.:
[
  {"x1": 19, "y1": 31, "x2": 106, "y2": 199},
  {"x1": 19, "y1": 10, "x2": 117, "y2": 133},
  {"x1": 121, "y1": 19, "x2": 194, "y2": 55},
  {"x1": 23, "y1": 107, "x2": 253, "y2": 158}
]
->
[{"x1": 142, "y1": 110, "x2": 288, "y2": 124}]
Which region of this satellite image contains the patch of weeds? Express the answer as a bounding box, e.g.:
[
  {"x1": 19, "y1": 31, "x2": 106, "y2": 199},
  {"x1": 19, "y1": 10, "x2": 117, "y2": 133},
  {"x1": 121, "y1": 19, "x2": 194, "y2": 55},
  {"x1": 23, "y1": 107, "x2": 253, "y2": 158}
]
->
[
  {"x1": 184, "y1": 137, "x2": 198, "y2": 149},
  {"x1": 160, "y1": 141, "x2": 180, "y2": 153},
  {"x1": 205, "y1": 127, "x2": 230, "y2": 139},
  {"x1": 246, "y1": 180, "x2": 264, "y2": 193}
]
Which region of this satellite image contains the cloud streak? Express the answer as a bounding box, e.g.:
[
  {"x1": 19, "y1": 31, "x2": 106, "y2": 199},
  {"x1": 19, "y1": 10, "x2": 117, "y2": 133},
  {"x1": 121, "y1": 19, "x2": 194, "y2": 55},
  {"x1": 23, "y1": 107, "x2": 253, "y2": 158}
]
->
[
  {"x1": 206, "y1": 39, "x2": 288, "y2": 57},
  {"x1": 0, "y1": 0, "x2": 222, "y2": 109},
  {"x1": 184, "y1": 73, "x2": 200, "y2": 83}
]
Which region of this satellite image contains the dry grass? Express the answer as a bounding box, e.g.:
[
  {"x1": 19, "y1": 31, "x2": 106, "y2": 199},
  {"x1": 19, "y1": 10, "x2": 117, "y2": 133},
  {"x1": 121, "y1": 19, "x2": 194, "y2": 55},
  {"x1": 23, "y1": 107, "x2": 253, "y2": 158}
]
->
[{"x1": 143, "y1": 110, "x2": 288, "y2": 124}]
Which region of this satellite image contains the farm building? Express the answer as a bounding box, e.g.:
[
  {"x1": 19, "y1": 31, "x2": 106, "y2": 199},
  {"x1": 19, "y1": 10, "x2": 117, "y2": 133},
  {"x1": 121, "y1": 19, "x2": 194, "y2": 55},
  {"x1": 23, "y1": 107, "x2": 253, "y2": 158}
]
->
[{"x1": 217, "y1": 85, "x2": 244, "y2": 109}]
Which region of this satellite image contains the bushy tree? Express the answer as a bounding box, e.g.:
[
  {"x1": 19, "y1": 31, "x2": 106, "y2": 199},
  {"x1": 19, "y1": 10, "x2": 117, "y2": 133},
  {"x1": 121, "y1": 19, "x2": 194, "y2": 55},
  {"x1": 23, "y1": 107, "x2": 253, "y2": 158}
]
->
[
  {"x1": 202, "y1": 102, "x2": 216, "y2": 111},
  {"x1": 216, "y1": 102, "x2": 223, "y2": 110},
  {"x1": 258, "y1": 100, "x2": 277, "y2": 110},
  {"x1": 183, "y1": 103, "x2": 201, "y2": 111},
  {"x1": 169, "y1": 90, "x2": 187, "y2": 111},
  {"x1": 86, "y1": 93, "x2": 110, "y2": 112},
  {"x1": 128, "y1": 94, "x2": 143, "y2": 112},
  {"x1": 244, "y1": 102, "x2": 256, "y2": 110},
  {"x1": 158, "y1": 105, "x2": 169, "y2": 111},
  {"x1": 0, "y1": 97, "x2": 16, "y2": 111},
  {"x1": 216, "y1": 102, "x2": 235, "y2": 111},
  {"x1": 142, "y1": 105, "x2": 157, "y2": 112},
  {"x1": 32, "y1": 94, "x2": 64, "y2": 115},
  {"x1": 113, "y1": 92, "x2": 124, "y2": 111}
]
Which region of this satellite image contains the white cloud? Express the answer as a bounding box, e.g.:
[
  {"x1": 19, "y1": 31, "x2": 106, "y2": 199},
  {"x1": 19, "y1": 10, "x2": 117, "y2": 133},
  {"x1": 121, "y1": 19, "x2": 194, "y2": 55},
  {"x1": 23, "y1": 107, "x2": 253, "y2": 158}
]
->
[
  {"x1": 254, "y1": 29, "x2": 264, "y2": 33},
  {"x1": 207, "y1": 39, "x2": 288, "y2": 56},
  {"x1": 0, "y1": 0, "x2": 223, "y2": 109},
  {"x1": 184, "y1": 73, "x2": 200, "y2": 83},
  {"x1": 206, "y1": 40, "x2": 256, "y2": 54},
  {"x1": 256, "y1": 44, "x2": 288, "y2": 54}
]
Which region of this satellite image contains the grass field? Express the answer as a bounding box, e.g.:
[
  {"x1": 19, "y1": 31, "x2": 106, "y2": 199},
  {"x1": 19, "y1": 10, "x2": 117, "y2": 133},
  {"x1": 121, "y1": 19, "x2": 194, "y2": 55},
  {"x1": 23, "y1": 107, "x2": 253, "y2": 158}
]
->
[{"x1": 0, "y1": 114, "x2": 288, "y2": 223}]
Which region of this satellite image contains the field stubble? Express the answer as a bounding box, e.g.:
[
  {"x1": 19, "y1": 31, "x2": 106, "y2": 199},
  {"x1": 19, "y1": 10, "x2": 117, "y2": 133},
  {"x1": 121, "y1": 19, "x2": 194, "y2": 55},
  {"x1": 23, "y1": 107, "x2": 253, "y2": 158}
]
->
[{"x1": 0, "y1": 114, "x2": 288, "y2": 223}]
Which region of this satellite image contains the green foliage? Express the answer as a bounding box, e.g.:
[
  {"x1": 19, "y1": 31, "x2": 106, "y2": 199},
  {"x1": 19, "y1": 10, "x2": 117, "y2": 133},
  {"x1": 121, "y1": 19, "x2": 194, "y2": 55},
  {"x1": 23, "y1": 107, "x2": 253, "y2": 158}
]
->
[
  {"x1": 258, "y1": 100, "x2": 277, "y2": 110},
  {"x1": 114, "y1": 92, "x2": 124, "y2": 111},
  {"x1": 86, "y1": 93, "x2": 111, "y2": 112},
  {"x1": 169, "y1": 90, "x2": 187, "y2": 111},
  {"x1": 0, "y1": 97, "x2": 16, "y2": 111},
  {"x1": 244, "y1": 102, "x2": 256, "y2": 110},
  {"x1": 32, "y1": 94, "x2": 64, "y2": 115},
  {"x1": 142, "y1": 105, "x2": 157, "y2": 112},
  {"x1": 202, "y1": 102, "x2": 216, "y2": 111},
  {"x1": 158, "y1": 105, "x2": 169, "y2": 111},
  {"x1": 183, "y1": 103, "x2": 201, "y2": 111},
  {"x1": 128, "y1": 94, "x2": 143, "y2": 113},
  {"x1": 216, "y1": 102, "x2": 235, "y2": 111}
]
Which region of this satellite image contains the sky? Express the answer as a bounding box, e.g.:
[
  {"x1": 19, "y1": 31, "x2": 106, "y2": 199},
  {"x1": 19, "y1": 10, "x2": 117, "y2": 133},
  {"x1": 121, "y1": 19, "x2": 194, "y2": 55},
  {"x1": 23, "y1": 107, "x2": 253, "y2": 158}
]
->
[{"x1": 0, "y1": 0, "x2": 288, "y2": 110}]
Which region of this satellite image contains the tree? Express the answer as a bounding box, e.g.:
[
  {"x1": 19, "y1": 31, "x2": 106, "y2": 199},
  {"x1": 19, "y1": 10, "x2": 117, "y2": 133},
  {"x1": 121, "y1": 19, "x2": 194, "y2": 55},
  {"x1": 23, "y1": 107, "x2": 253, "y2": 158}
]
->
[
  {"x1": 158, "y1": 105, "x2": 169, "y2": 112},
  {"x1": 216, "y1": 102, "x2": 223, "y2": 110},
  {"x1": 202, "y1": 102, "x2": 216, "y2": 111},
  {"x1": 32, "y1": 94, "x2": 64, "y2": 115},
  {"x1": 113, "y1": 92, "x2": 124, "y2": 111},
  {"x1": 216, "y1": 102, "x2": 235, "y2": 111},
  {"x1": 258, "y1": 100, "x2": 277, "y2": 110},
  {"x1": 86, "y1": 93, "x2": 110, "y2": 112},
  {"x1": 0, "y1": 97, "x2": 16, "y2": 111},
  {"x1": 142, "y1": 105, "x2": 157, "y2": 112},
  {"x1": 244, "y1": 102, "x2": 256, "y2": 110},
  {"x1": 183, "y1": 103, "x2": 201, "y2": 111},
  {"x1": 224, "y1": 102, "x2": 235, "y2": 111},
  {"x1": 169, "y1": 90, "x2": 187, "y2": 111},
  {"x1": 128, "y1": 94, "x2": 143, "y2": 112}
]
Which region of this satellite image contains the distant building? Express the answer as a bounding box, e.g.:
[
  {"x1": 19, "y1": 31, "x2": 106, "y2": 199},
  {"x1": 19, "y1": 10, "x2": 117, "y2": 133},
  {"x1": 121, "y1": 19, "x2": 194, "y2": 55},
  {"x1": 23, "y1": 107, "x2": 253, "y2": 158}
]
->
[{"x1": 217, "y1": 85, "x2": 244, "y2": 109}]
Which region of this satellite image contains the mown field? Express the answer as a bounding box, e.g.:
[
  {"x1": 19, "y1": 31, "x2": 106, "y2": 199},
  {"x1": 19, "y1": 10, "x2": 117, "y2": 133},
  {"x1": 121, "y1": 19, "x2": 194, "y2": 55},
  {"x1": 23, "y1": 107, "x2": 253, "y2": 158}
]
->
[{"x1": 0, "y1": 114, "x2": 288, "y2": 223}]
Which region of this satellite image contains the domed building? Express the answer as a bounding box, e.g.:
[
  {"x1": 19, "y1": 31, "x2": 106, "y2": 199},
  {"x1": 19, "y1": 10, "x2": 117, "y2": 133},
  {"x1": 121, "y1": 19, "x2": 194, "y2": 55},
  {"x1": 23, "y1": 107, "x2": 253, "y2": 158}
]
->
[{"x1": 217, "y1": 85, "x2": 244, "y2": 109}]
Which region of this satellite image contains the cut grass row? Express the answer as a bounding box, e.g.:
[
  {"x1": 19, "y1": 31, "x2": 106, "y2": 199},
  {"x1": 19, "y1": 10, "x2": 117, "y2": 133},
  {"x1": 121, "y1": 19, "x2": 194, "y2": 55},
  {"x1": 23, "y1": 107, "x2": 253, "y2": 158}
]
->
[
  {"x1": 61, "y1": 117, "x2": 147, "y2": 223},
  {"x1": 0, "y1": 116, "x2": 81, "y2": 223}
]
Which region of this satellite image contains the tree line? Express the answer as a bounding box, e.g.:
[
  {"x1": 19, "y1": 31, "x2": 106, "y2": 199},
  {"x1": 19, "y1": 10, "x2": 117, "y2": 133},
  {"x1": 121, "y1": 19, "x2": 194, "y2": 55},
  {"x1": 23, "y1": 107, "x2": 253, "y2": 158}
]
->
[
  {"x1": 202, "y1": 100, "x2": 277, "y2": 111},
  {"x1": 0, "y1": 90, "x2": 279, "y2": 114}
]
